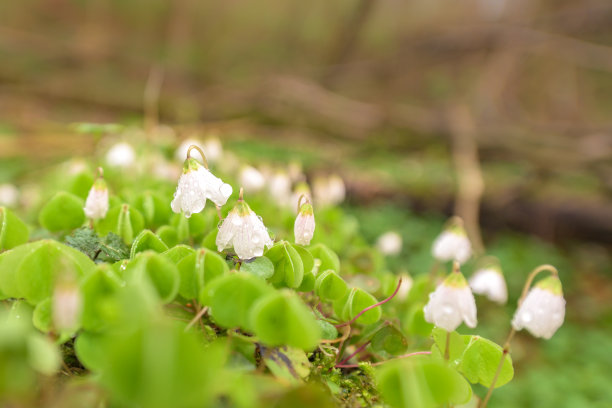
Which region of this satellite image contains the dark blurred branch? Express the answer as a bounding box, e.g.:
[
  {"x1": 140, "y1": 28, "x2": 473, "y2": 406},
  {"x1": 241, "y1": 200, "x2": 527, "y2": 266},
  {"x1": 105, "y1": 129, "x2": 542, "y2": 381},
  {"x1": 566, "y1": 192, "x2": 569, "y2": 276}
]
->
[
  {"x1": 322, "y1": 0, "x2": 376, "y2": 86},
  {"x1": 448, "y1": 105, "x2": 485, "y2": 255}
]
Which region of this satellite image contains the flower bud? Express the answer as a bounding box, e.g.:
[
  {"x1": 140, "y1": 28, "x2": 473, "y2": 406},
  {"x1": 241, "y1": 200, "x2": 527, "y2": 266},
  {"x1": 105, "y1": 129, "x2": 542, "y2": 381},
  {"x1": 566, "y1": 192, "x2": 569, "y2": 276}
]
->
[
  {"x1": 512, "y1": 276, "x2": 565, "y2": 339},
  {"x1": 294, "y1": 202, "x2": 315, "y2": 246},
  {"x1": 431, "y1": 218, "x2": 472, "y2": 264},
  {"x1": 84, "y1": 177, "x2": 109, "y2": 220},
  {"x1": 423, "y1": 267, "x2": 477, "y2": 331},
  {"x1": 216, "y1": 198, "x2": 273, "y2": 259}
]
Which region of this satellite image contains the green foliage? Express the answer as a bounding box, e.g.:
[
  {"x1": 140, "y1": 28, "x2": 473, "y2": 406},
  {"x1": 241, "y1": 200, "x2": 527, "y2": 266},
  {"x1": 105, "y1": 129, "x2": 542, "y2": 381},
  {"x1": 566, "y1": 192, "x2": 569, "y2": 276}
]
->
[
  {"x1": 459, "y1": 336, "x2": 514, "y2": 388},
  {"x1": 241, "y1": 256, "x2": 275, "y2": 280},
  {"x1": 39, "y1": 192, "x2": 85, "y2": 232},
  {"x1": 0, "y1": 240, "x2": 95, "y2": 304},
  {"x1": 202, "y1": 272, "x2": 273, "y2": 330},
  {"x1": 376, "y1": 358, "x2": 472, "y2": 408},
  {"x1": 176, "y1": 248, "x2": 228, "y2": 300},
  {"x1": 250, "y1": 290, "x2": 321, "y2": 350},
  {"x1": 266, "y1": 241, "x2": 305, "y2": 289},
  {"x1": 315, "y1": 270, "x2": 348, "y2": 301},
  {"x1": 124, "y1": 252, "x2": 180, "y2": 303},
  {"x1": 334, "y1": 287, "x2": 382, "y2": 325},
  {"x1": 130, "y1": 229, "x2": 168, "y2": 258},
  {"x1": 0, "y1": 207, "x2": 29, "y2": 250},
  {"x1": 96, "y1": 204, "x2": 144, "y2": 245}
]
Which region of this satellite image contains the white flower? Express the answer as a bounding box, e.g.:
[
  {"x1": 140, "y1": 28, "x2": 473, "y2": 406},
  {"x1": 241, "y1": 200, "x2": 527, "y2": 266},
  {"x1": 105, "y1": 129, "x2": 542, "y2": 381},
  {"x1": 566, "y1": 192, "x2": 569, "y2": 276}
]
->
[
  {"x1": 0, "y1": 184, "x2": 19, "y2": 207},
  {"x1": 376, "y1": 231, "x2": 403, "y2": 256},
  {"x1": 106, "y1": 142, "x2": 135, "y2": 168},
  {"x1": 52, "y1": 282, "x2": 82, "y2": 332},
  {"x1": 216, "y1": 200, "x2": 273, "y2": 259},
  {"x1": 268, "y1": 171, "x2": 292, "y2": 206},
  {"x1": 171, "y1": 158, "x2": 232, "y2": 217},
  {"x1": 203, "y1": 137, "x2": 223, "y2": 164},
  {"x1": 512, "y1": 276, "x2": 565, "y2": 339},
  {"x1": 313, "y1": 174, "x2": 346, "y2": 207},
  {"x1": 294, "y1": 202, "x2": 315, "y2": 246},
  {"x1": 396, "y1": 273, "x2": 414, "y2": 302},
  {"x1": 469, "y1": 267, "x2": 507, "y2": 304},
  {"x1": 432, "y1": 221, "x2": 472, "y2": 264},
  {"x1": 424, "y1": 270, "x2": 477, "y2": 331},
  {"x1": 240, "y1": 166, "x2": 266, "y2": 193},
  {"x1": 84, "y1": 178, "x2": 109, "y2": 220}
]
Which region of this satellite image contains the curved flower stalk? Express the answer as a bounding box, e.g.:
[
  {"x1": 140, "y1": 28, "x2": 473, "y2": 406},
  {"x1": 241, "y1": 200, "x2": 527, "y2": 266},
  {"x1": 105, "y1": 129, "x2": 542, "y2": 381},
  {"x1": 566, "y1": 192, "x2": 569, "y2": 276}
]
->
[
  {"x1": 480, "y1": 265, "x2": 565, "y2": 408},
  {"x1": 423, "y1": 262, "x2": 477, "y2": 331},
  {"x1": 84, "y1": 168, "x2": 109, "y2": 220},
  {"x1": 294, "y1": 195, "x2": 315, "y2": 246},
  {"x1": 216, "y1": 189, "x2": 273, "y2": 260},
  {"x1": 512, "y1": 275, "x2": 565, "y2": 339},
  {"x1": 431, "y1": 216, "x2": 472, "y2": 264},
  {"x1": 469, "y1": 258, "x2": 508, "y2": 304},
  {"x1": 171, "y1": 145, "x2": 232, "y2": 218},
  {"x1": 290, "y1": 182, "x2": 312, "y2": 213}
]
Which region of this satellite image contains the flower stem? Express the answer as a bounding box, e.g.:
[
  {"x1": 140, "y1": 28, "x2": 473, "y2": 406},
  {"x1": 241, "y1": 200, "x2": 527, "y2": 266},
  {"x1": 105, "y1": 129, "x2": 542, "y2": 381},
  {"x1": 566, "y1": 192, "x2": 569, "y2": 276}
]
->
[
  {"x1": 296, "y1": 194, "x2": 310, "y2": 213},
  {"x1": 335, "y1": 278, "x2": 402, "y2": 328},
  {"x1": 337, "y1": 341, "x2": 371, "y2": 366},
  {"x1": 479, "y1": 264, "x2": 558, "y2": 408},
  {"x1": 238, "y1": 187, "x2": 244, "y2": 201},
  {"x1": 444, "y1": 330, "x2": 451, "y2": 360},
  {"x1": 186, "y1": 145, "x2": 209, "y2": 169}
]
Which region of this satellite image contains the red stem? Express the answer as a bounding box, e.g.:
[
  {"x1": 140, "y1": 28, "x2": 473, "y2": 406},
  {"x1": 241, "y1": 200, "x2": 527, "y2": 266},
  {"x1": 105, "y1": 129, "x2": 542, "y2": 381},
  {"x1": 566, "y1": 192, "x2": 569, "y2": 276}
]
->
[
  {"x1": 337, "y1": 341, "x2": 371, "y2": 366},
  {"x1": 335, "y1": 278, "x2": 402, "y2": 328}
]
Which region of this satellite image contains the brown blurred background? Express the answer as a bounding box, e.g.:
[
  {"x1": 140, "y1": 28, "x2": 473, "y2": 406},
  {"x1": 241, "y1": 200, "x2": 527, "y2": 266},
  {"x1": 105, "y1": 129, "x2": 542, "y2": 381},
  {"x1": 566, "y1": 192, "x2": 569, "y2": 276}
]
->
[{"x1": 0, "y1": 0, "x2": 611, "y2": 248}]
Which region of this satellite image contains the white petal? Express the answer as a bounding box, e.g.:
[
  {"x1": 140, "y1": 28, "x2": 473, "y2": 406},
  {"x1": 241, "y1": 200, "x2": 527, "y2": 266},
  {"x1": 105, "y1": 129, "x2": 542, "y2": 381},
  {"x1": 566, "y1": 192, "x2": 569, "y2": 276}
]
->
[
  {"x1": 512, "y1": 287, "x2": 565, "y2": 339},
  {"x1": 432, "y1": 231, "x2": 472, "y2": 264},
  {"x1": 171, "y1": 169, "x2": 208, "y2": 217},
  {"x1": 423, "y1": 283, "x2": 477, "y2": 331},
  {"x1": 294, "y1": 213, "x2": 315, "y2": 246},
  {"x1": 84, "y1": 187, "x2": 109, "y2": 220},
  {"x1": 376, "y1": 231, "x2": 402, "y2": 255},
  {"x1": 469, "y1": 269, "x2": 507, "y2": 304},
  {"x1": 216, "y1": 211, "x2": 238, "y2": 251}
]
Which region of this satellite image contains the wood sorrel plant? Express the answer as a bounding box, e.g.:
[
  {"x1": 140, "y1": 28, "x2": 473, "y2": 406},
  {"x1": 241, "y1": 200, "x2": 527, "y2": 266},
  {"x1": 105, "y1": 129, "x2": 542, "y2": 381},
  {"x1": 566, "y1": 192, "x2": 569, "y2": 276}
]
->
[{"x1": 0, "y1": 137, "x2": 566, "y2": 408}]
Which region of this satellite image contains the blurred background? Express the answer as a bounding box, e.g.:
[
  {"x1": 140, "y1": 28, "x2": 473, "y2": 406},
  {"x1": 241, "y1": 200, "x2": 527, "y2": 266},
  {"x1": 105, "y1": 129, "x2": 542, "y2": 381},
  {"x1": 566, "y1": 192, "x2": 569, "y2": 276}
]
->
[{"x1": 0, "y1": 0, "x2": 611, "y2": 407}]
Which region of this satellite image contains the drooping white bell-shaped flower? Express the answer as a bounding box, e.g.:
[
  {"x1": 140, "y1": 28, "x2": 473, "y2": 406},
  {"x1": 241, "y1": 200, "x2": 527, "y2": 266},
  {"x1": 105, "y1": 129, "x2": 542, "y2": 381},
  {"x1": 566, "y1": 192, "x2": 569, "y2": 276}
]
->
[
  {"x1": 106, "y1": 142, "x2": 136, "y2": 168},
  {"x1": 469, "y1": 265, "x2": 508, "y2": 304},
  {"x1": 171, "y1": 156, "x2": 232, "y2": 218},
  {"x1": 432, "y1": 218, "x2": 472, "y2": 264},
  {"x1": 376, "y1": 231, "x2": 403, "y2": 256},
  {"x1": 294, "y1": 199, "x2": 315, "y2": 246},
  {"x1": 216, "y1": 193, "x2": 273, "y2": 259},
  {"x1": 512, "y1": 276, "x2": 565, "y2": 339},
  {"x1": 424, "y1": 265, "x2": 477, "y2": 331},
  {"x1": 240, "y1": 166, "x2": 266, "y2": 193},
  {"x1": 84, "y1": 175, "x2": 109, "y2": 220},
  {"x1": 52, "y1": 280, "x2": 82, "y2": 332}
]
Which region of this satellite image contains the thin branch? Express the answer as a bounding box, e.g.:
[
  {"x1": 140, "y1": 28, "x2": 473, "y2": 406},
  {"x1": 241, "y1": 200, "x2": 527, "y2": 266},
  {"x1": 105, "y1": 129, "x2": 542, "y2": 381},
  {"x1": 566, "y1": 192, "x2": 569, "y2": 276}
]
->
[
  {"x1": 335, "y1": 278, "x2": 402, "y2": 328},
  {"x1": 335, "y1": 351, "x2": 431, "y2": 369}
]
